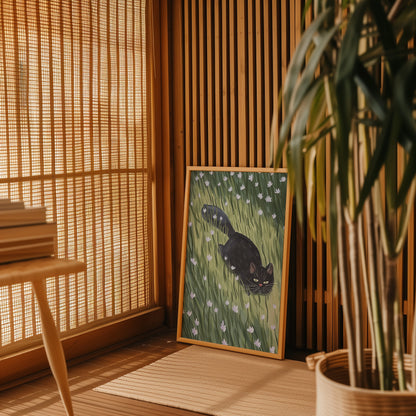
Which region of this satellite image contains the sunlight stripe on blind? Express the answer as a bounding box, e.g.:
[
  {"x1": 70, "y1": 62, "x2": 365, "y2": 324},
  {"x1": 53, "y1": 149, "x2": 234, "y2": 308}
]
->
[{"x1": 0, "y1": 0, "x2": 154, "y2": 354}]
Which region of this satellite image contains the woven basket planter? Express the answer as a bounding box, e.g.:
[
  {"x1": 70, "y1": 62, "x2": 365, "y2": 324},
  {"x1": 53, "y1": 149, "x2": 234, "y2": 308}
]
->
[{"x1": 314, "y1": 349, "x2": 416, "y2": 416}]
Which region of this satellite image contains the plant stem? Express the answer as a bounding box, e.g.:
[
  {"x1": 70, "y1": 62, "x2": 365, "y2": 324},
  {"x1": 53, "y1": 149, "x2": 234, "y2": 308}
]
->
[
  {"x1": 336, "y1": 184, "x2": 358, "y2": 387},
  {"x1": 346, "y1": 210, "x2": 364, "y2": 387},
  {"x1": 360, "y1": 125, "x2": 387, "y2": 388}
]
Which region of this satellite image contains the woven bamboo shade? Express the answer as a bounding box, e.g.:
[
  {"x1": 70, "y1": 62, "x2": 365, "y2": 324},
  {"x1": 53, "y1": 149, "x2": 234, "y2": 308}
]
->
[{"x1": 0, "y1": 0, "x2": 155, "y2": 355}]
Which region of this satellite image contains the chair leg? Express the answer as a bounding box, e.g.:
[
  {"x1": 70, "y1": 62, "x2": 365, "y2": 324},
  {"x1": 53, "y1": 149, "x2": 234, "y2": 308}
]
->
[{"x1": 32, "y1": 279, "x2": 74, "y2": 416}]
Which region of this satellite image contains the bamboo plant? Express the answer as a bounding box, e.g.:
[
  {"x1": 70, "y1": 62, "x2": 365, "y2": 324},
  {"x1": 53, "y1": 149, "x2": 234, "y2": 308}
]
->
[{"x1": 272, "y1": 0, "x2": 416, "y2": 390}]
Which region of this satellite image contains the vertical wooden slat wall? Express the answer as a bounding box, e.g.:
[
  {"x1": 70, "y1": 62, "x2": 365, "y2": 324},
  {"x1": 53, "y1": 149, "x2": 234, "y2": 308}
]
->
[{"x1": 168, "y1": 0, "x2": 416, "y2": 353}]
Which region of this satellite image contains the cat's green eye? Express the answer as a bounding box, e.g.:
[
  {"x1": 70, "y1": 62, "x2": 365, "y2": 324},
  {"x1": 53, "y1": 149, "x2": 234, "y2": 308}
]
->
[
  {"x1": 253, "y1": 278, "x2": 259, "y2": 283},
  {"x1": 264, "y1": 281, "x2": 269, "y2": 285}
]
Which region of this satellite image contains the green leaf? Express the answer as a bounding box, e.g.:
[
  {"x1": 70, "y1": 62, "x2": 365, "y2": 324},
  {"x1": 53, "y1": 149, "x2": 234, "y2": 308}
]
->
[
  {"x1": 329, "y1": 136, "x2": 338, "y2": 294},
  {"x1": 305, "y1": 147, "x2": 317, "y2": 240},
  {"x1": 397, "y1": 145, "x2": 416, "y2": 208},
  {"x1": 335, "y1": 0, "x2": 368, "y2": 204},
  {"x1": 394, "y1": 59, "x2": 416, "y2": 141},
  {"x1": 289, "y1": 80, "x2": 324, "y2": 224},
  {"x1": 283, "y1": 8, "x2": 332, "y2": 115},
  {"x1": 356, "y1": 112, "x2": 393, "y2": 214},
  {"x1": 368, "y1": 0, "x2": 398, "y2": 74},
  {"x1": 354, "y1": 61, "x2": 387, "y2": 121},
  {"x1": 281, "y1": 25, "x2": 338, "y2": 146}
]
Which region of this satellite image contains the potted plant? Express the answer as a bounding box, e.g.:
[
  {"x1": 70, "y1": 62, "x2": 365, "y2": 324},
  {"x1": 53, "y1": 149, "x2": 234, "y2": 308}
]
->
[{"x1": 271, "y1": 0, "x2": 416, "y2": 414}]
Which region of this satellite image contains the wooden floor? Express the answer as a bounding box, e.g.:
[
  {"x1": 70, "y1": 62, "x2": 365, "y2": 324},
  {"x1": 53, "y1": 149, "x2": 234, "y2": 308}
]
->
[
  {"x1": 0, "y1": 329, "x2": 201, "y2": 415},
  {"x1": 0, "y1": 329, "x2": 313, "y2": 415}
]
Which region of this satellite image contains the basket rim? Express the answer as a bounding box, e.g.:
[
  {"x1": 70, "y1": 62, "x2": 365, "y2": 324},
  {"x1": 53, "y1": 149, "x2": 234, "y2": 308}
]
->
[{"x1": 316, "y1": 349, "x2": 416, "y2": 396}]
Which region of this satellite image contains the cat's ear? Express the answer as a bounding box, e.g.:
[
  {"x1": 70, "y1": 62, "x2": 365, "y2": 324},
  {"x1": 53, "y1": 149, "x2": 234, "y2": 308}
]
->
[
  {"x1": 266, "y1": 263, "x2": 273, "y2": 275},
  {"x1": 249, "y1": 263, "x2": 256, "y2": 274}
]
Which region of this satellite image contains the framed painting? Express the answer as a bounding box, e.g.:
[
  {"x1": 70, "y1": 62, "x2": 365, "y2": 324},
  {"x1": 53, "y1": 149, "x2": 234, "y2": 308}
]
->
[{"x1": 177, "y1": 166, "x2": 292, "y2": 359}]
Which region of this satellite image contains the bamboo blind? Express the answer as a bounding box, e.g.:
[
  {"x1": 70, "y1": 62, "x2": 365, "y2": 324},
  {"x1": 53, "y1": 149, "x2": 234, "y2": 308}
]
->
[
  {"x1": 169, "y1": 0, "x2": 416, "y2": 353},
  {"x1": 0, "y1": 0, "x2": 155, "y2": 355}
]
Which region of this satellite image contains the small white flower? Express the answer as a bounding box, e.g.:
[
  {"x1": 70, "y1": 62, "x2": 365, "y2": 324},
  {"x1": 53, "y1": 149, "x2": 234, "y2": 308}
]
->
[
  {"x1": 246, "y1": 199, "x2": 250, "y2": 204},
  {"x1": 240, "y1": 184, "x2": 245, "y2": 190},
  {"x1": 272, "y1": 213, "x2": 277, "y2": 219},
  {"x1": 218, "y1": 283, "x2": 222, "y2": 289},
  {"x1": 223, "y1": 176, "x2": 228, "y2": 181},
  {"x1": 222, "y1": 339, "x2": 228, "y2": 345},
  {"x1": 258, "y1": 209, "x2": 263, "y2": 215},
  {"x1": 228, "y1": 187, "x2": 233, "y2": 192},
  {"x1": 245, "y1": 302, "x2": 250, "y2": 309},
  {"x1": 213, "y1": 214, "x2": 217, "y2": 219},
  {"x1": 214, "y1": 307, "x2": 218, "y2": 313},
  {"x1": 254, "y1": 339, "x2": 261, "y2": 348},
  {"x1": 265, "y1": 196, "x2": 272, "y2": 203},
  {"x1": 257, "y1": 193, "x2": 263, "y2": 199},
  {"x1": 210, "y1": 230, "x2": 214, "y2": 235},
  {"x1": 209, "y1": 171, "x2": 213, "y2": 175},
  {"x1": 225, "y1": 300, "x2": 230, "y2": 306},
  {"x1": 232, "y1": 305, "x2": 239, "y2": 313},
  {"x1": 206, "y1": 236, "x2": 211, "y2": 242},
  {"x1": 255, "y1": 182, "x2": 259, "y2": 187},
  {"x1": 188, "y1": 222, "x2": 193, "y2": 227},
  {"x1": 190, "y1": 292, "x2": 196, "y2": 299},
  {"x1": 207, "y1": 300, "x2": 213, "y2": 307},
  {"x1": 218, "y1": 182, "x2": 221, "y2": 186},
  {"x1": 203, "y1": 275, "x2": 207, "y2": 281},
  {"x1": 247, "y1": 326, "x2": 254, "y2": 333},
  {"x1": 190, "y1": 258, "x2": 197, "y2": 265},
  {"x1": 207, "y1": 254, "x2": 212, "y2": 261},
  {"x1": 260, "y1": 314, "x2": 265, "y2": 320},
  {"x1": 220, "y1": 320, "x2": 227, "y2": 332},
  {"x1": 230, "y1": 172, "x2": 235, "y2": 176},
  {"x1": 236, "y1": 194, "x2": 241, "y2": 200},
  {"x1": 224, "y1": 256, "x2": 228, "y2": 261},
  {"x1": 205, "y1": 180, "x2": 210, "y2": 186},
  {"x1": 199, "y1": 172, "x2": 204, "y2": 177},
  {"x1": 248, "y1": 174, "x2": 253, "y2": 181},
  {"x1": 271, "y1": 325, "x2": 276, "y2": 331},
  {"x1": 192, "y1": 328, "x2": 198, "y2": 336},
  {"x1": 267, "y1": 181, "x2": 273, "y2": 188},
  {"x1": 235, "y1": 275, "x2": 239, "y2": 281},
  {"x1": 275, "y1": 188, "x2": 281, "y2": 194},
  {"x1": 237, "y1": 172, "x2": 242, "y2": 178},
  {"x1": 186, "y1": 310, "x2": 192, "y2": 317},
  {"x1": 202, "y1": 207, "x2": 207, "y2": 213},
  {"x1": 195, "y1": 319, "x2": 200, "y2": 326},
  {"x1": 269, "y1": 346, "x2": 276, "y2": 353},
  {"x1": 230, "y1": 265, "x2": 236, "y2": 270},
  {"x1": 224, "y1": 201, "x2": 228, "y2": 206},
  {"x1": 280, "y1": 176, "x2": 287, "y2": 182},
  {"x1": 273, "y1": 304, "x2": 277, "y2": 309}
]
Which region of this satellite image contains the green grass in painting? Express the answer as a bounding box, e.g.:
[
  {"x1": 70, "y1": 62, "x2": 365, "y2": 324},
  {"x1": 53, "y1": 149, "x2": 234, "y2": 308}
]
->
[{"x1": 181, "y1": 170, "x2": 287, "y2": 354}]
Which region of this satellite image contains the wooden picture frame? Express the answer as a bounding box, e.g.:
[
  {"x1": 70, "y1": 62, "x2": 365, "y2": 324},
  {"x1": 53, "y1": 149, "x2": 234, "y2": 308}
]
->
[{"x1": 177, "y1": 167, "x2": 292, "y2": 359}]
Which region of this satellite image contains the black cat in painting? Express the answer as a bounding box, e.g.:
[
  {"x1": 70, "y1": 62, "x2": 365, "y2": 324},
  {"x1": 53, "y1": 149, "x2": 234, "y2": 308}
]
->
[{"x1": 201, "y1": 204, "x2": 274, "y2": 295}]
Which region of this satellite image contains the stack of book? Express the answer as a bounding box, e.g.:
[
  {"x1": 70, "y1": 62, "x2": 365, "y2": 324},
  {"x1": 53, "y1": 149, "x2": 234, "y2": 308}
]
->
[{"x1": 0, "y1": 199, "x2": 57, "y2": 264}]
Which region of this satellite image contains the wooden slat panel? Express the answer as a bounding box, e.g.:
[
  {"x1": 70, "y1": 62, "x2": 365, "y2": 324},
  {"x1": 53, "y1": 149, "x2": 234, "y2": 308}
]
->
[
  {"x1": 214, "y1": 0, "x2": 222, "y2": 166},
  {"x1": 247, "y1": 0, "x2": 255, "y2": 167},
  {"x1": 229, "y1": 0, "x2": 237, "y2": 167},
  {"x1": 169, "y1": 0, "x2": 416, "y2": 355},
  {"x1": 198, "y1": 0, "x2": 207, "y2": 166},
  {"x1": 221, "y1": 1, "x2": 229, "y2": 167},
  {"x1": 206, "y1": 0, "x2": 213, "y2": 166},
  {"x1": 183, "y1": 0, "x2": 191, "y2": 167},
  {"x1": 191, "y1": 1, "x2": 199, "y2": 165},
  {"x1": 255, "y1": 0, "x2": 263, "y2": 167}
]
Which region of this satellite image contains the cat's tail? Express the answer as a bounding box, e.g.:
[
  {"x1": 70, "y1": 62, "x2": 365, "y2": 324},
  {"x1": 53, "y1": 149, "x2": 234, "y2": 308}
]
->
[{"x1": 201, "y1": 204, "x2": 235, "y2": 237}]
